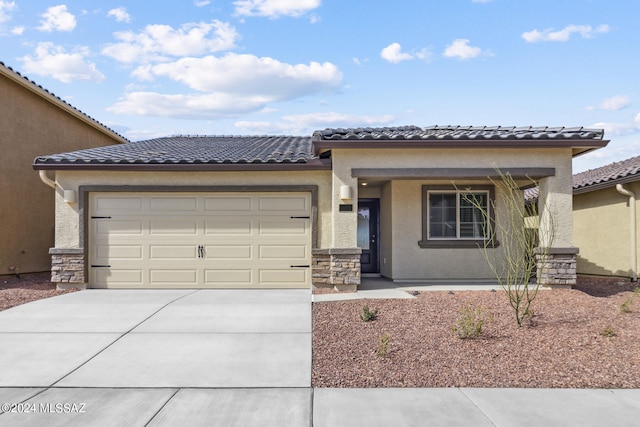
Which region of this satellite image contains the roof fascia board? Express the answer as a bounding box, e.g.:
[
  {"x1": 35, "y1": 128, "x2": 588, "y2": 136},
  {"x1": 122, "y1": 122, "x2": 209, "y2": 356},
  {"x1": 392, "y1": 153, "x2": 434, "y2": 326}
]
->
[
  {"x1": 314, "y1": 139, "x2": 609, "y2": 156},
  {"x1": 1, "y1": 64, "x2": 128, "y2": 144},
  {"x1": 352, "y1": 167, "x2": 555, "y2": 180},
  {"x1": 32, "y1": 159, "x2": 332, "y2": 172}
]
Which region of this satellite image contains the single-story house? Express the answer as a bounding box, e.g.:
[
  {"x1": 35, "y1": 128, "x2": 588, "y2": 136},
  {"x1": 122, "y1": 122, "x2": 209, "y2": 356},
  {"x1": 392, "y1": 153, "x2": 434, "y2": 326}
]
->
[
  {"x1": 32, "y1": 126, "x2": 608, "y2": 290},
  {"x1": 573, "y1": 155, "x2": 640, "y2": 280},
  {"x1": 0, "y1": 62, "x2": 127, "y2": 276}
]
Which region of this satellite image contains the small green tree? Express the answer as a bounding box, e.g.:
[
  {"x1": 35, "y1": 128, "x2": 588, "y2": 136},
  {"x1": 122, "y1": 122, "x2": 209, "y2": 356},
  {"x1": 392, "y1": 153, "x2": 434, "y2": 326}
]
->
[{"x1": 461, "y1": 169, "x2": 554, "y2": 327}]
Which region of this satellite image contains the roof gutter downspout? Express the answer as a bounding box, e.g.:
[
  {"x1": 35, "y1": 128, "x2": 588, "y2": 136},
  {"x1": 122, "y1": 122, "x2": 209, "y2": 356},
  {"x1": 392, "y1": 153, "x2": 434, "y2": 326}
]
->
[
  {"x1": 39, "y1": 170, "x2": 56, "y2": 189},
  {"x1": 616, "y1": 184, "x2": 637, "y2": 282}
]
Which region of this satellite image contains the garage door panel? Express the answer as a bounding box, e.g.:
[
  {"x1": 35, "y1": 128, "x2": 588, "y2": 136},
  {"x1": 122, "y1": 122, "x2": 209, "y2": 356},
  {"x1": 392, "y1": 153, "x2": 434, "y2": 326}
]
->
[
  {"x1": 93, "y1": 269, "x2": 143, "y2": 287},
  {"x1": 259, "y1": 245, "x2": 307, "y2": 259},
  {"x1": 259, "y1": 269, "x2": 308, "y2": 285},
  {"x1": 204, "y1": 269, "x2": 252, "y2": 284},
  {"x1": 205, "y1": 245, "x2": 252, "y2": 259},
  {"x1": 204, "y1": 220, "x2": 252, "y2": 235},
  {"x1": 204, "y1": 197, "x2": 252, "y2": 212},
  {"x1": 95, "y1": 245, "x2": 143, "y2": 261},
  {"x1": 258, "y1": 196, "x2": 308, "y2": 213},
  {"x1": 259, "y1": 220, "x2": 307, "y2": 235},
  {"x1": 149, "y1": 196, "x2": 198, "y2": 212},
  {"x1": 150, "y1": 220, "x2": 198, "y2": 235},
  {"x1": 150, "y1": 270, "x2": 198, "y2": 284},
  {"x1": 150, "y1": 245, "x2": 197, "y2": 259},
  {"x1": 94, "y1": 196, "x2": 143, "y2": 214},
  {"x1": 95, "y1": 220, "x2": 143, "y2": 237}
]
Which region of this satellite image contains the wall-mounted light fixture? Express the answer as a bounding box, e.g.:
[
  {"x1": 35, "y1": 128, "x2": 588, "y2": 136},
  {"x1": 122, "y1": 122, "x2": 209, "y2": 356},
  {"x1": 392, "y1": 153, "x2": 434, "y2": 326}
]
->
[
  {"x1": 63, "y1": 189, "x2": 77, "y2": 204},
  {"x1": 339, "y1": 185, "x2": 352, "y2": 201}
]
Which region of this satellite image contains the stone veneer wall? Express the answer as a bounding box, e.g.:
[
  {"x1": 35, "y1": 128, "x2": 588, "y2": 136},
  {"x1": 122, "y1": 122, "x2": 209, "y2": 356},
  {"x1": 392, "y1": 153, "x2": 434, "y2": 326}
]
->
[
  {"x1": 312, "y1": 248, "x2": 362, "y2": 290},
  {"x1": 49, "y1": 248, "x2": 85, "y2": 287},
  {"x1": 535, "y1": 247, "x2": 578, "y2": 288}
]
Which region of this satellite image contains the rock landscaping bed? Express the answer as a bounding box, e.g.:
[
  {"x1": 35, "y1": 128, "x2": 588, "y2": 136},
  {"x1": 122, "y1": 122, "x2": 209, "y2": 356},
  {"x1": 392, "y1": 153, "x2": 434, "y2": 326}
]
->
[
  {"x1": 313, "y1": 276, "x2": 640, "y2": 388},
  {"x1": 0, "y1": 272, "x2": 76, "y2": 311}
]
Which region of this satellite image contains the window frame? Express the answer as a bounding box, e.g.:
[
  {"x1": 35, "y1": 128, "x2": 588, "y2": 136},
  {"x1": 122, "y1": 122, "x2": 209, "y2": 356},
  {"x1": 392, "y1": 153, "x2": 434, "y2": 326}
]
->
[{"x1": 419, "y1": 185, "x2": 499, "y2": 249}]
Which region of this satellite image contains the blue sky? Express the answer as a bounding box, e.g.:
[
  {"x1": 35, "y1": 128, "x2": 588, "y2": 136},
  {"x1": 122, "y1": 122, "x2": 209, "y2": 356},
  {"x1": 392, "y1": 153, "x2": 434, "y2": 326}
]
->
[{"x1": 1, "y1": 0, "x2": 638, "y2": 172}]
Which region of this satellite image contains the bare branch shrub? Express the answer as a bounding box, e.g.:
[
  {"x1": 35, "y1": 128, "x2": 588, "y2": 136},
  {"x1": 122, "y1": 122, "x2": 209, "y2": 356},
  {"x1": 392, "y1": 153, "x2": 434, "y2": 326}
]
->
[{"x1": 461, "y1": 169, "x2": 554, "y2": 327}]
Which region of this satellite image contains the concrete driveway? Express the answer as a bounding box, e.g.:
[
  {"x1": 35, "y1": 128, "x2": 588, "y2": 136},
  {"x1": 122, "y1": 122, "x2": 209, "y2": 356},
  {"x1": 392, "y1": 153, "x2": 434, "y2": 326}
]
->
[{"x1": 0, "y1": 289, "x2": 312, "y2": 426}]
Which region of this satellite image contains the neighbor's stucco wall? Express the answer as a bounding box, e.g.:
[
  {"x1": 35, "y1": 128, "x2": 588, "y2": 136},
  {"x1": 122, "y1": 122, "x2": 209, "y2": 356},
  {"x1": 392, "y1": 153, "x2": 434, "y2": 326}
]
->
[
  {"x1": 331, "y1": 147, "x2": 573, "y2": 280},
  {"x1": 573, "y1": 181, "x2": 640, "y2": 277},
  {"x1": 53, "y1": 169, "x2": 332, "y2": 250},
  {"x1": 0, "y1": 73, "x2": 123, "y2": 275}
]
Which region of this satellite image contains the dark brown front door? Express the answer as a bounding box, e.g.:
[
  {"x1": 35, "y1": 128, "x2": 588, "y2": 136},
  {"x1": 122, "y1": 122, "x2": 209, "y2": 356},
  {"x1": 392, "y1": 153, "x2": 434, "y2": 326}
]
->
[{"x1": 358, "y1": 199, "x2": 380, "y2": 274}]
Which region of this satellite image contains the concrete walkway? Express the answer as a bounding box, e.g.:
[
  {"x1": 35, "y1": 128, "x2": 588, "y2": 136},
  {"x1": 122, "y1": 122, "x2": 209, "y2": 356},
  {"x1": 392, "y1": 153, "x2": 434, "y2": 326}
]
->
[{"x1": 1, "y1": 289, "x2": 639, "y2": 426}]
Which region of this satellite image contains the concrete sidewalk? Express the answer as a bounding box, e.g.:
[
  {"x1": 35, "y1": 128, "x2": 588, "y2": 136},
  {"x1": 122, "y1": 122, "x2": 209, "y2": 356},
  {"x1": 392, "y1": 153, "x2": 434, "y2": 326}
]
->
[
  {"x1": 2, "y1": 387, "x2": 639, "y2": 426},
  {"x1": 1, "y1": 289, "x2": 639, "y2": 426}
]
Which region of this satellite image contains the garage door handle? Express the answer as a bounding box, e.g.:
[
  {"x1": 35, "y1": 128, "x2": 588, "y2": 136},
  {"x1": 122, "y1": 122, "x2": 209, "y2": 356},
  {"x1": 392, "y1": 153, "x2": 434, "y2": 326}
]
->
[
  {"x1": 198, "y1": 245, "x2": 205, "y2": 258},
  {"x1": 290, "y1": 265, "x2": 310, "y2": 268},
  {"x1": 91, "y1": 265, "x2": 111, "y2": 268},
  {"x1": 290, "y1": 216, "x2": 310, "y2": 219}
]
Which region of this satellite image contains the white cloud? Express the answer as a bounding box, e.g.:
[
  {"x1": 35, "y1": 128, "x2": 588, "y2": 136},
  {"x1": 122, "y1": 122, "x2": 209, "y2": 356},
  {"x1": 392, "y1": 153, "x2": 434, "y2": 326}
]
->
[
  {"x1": 235, "y1": 112, "x2": 396, "y2": 134},
  {"x1": 380, "y1": 43, "x2": 414, "y2": 63},
  {"x1": 522, "y1": 24, "x2": 609, "y2": 43},
  {"x1": 234, "y1": 0, "x2": 321, "y2": 18},
  {"x1": 10, "y1": 26, "x2": 23, "y2": 34},
  {"x1": 590, "y1": 117, "x2": 640, "y2": 136},
  {"x1": 107, "y1": 7, "x2": 131, "y2": 23},
  {"x1": 38, "y1": 4, "x2": 76, "y2": 32},
  {"x1": 0, "y1": 1, "x2": 16, "y2": 23},
  {"x1": 110, "y1": 54, "x2": 342, "y2": 118},
  {"x1": 600, "y1": 95, "x2": 631, "y2": 111},
  {"x1": 102, "y1": 20, "x2": 238, "y2": 63},
  {"x1": 20, "y1": 42, "x2": 105, "y2": 83},
  {"x1": 109, "y1": 91, "x2": 268, "y2": 118},
  {"x1": 195, "y1": 1, "x2": 211, "y2": 6},
  {"x1": 138, "y1": 54, "x2": 342, "y2": 97},
  {"x1": 443, "y1": 38, "x2": 485, "y2": 60}
]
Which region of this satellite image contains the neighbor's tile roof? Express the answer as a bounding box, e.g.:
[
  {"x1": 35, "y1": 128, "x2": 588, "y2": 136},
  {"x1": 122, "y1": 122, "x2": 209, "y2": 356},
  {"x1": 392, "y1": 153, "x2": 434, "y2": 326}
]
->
[
  {"x1": 573, "y1": 155, "x2": 640, "y2": 191},
  {"x1": 524, "y1": 155, "x2": 640, "y2": 201},
  {"x1": 34, "y1": 135, "x2": 315, "y2": 166},
  {"x1": 314, "y1": 125, "x2": 605, "y2": 141}
]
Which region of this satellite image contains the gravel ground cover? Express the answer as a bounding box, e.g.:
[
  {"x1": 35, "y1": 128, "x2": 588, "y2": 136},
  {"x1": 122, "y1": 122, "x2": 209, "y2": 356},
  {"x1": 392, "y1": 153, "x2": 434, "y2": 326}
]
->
[
  {"x1": 0, "y1": 272, "x2": 76, "y2": 311},
  {"x1": 2, "y1": 273, "x2": 638, "y2": 388},
  {"x1": 313, "y1": 276, "x2": 640, "y2": 388}
]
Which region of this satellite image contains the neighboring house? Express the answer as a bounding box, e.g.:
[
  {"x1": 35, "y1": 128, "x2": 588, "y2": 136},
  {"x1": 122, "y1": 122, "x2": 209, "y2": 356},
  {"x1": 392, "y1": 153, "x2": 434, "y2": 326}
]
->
[
  {"x1": 573, "y1": 155, "x2": 640, "y2": 280},
  {"x1": 32, "y1": 126, "x2": 608, "y2": 290},
  {"x1": 0, "y1": 62, "x2": 128, "y2": 276}
]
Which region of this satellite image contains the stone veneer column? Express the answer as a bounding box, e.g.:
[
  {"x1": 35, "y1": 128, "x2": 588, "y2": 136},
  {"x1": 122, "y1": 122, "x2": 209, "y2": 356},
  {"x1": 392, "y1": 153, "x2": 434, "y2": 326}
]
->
[
  {"x1": 312, "y1": 248, "x2": 362, "y2": 291},
  {"x1": 535, "y1": 247, "x2": 578, "y2": 288},
  {"x1": 49, "y1": 248, "x2": 86, "y2": 290}
]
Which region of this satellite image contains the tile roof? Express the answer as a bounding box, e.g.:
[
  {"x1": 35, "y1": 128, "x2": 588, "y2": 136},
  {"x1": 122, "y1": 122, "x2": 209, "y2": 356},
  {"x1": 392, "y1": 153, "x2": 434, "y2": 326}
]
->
[
  {"x1": 34, "y1": 135, "x2": 315, "y2": 166},
  {"x1": 0, "y1": 62, "x2": 128, "y2": 143},
  {"x1": 573, "y1": 155, "x2": 640, "y2": 191},
  {"x1": 314, "y1": 125, "x2": 605, "y2": 141},
  {"x1": 525, "y1": 155, "x2": 640, "y2": 201}
]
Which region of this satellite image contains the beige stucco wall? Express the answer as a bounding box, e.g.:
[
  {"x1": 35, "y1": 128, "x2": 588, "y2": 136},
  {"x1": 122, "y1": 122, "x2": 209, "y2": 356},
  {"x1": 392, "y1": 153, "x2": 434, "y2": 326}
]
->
[
  {"x1": 53, "y1": 170, "x2": 333, "y2": 250},
  {"x1": 331, "y1": 147, "x2": 574, "y2": 280},
  {"x1": 0, "y1": 73, "x2": 124, "y2": 275},
  {"x1": 573, "y1": 182, "x2": 640, "y2": 277}
]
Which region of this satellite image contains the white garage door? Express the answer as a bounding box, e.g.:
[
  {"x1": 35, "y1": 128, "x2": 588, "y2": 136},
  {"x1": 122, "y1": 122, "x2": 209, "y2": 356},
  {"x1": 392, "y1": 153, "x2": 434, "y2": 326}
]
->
[{"x1": 89, "y1": 192, "x2": 312, "y2": 289}]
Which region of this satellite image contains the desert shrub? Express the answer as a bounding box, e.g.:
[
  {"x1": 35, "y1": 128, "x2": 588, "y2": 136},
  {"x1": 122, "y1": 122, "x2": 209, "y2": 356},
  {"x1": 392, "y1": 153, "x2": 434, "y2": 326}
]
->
[
  {"x1": 600, "y1": 325, "x2": 617, "y2": 337},
  {"x1": 452, "y1": 303, "x2": 492, "y2": 339},
  {"x1": 375, "y1": 334, "x2": 391, "y2": 357},
  {"x1": 360, "y1": 305, "x2": 379, "y2": 322}
]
